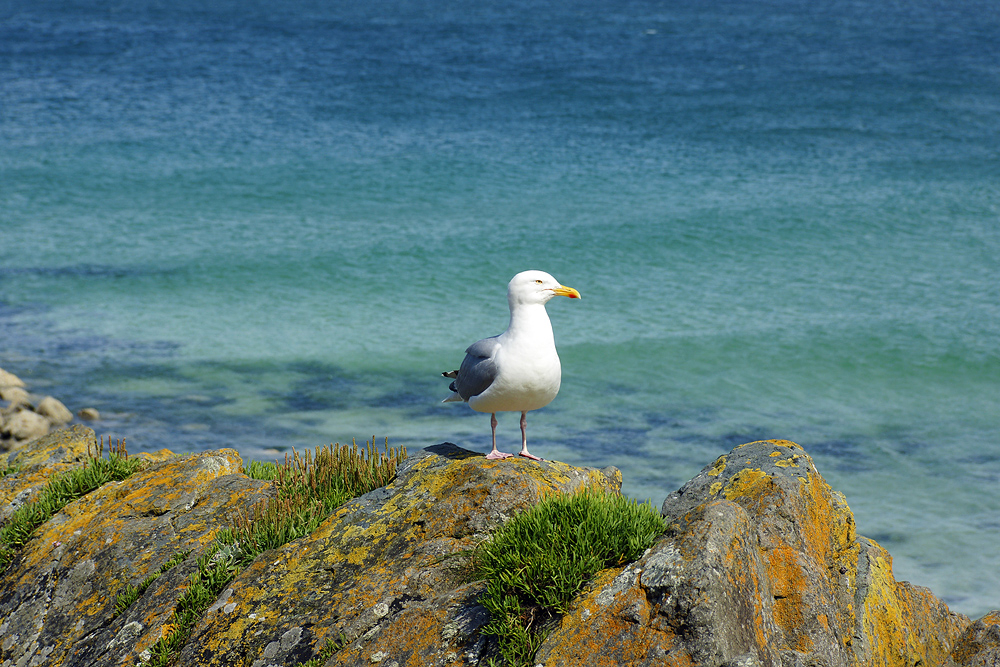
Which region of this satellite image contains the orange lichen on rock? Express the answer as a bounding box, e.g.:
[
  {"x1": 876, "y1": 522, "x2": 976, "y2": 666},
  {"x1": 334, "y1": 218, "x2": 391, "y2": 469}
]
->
[
  {"x1": 0, "y1": 428, "x2": 273, "y2": 667},
  {"x1": 853, "y1": 537, "x2": 970, "y2": 667},
  {"x1": 0, "y1": 434, "x2": 982, "y2": 667},
  {"x1": 952, "y1": 610, "x2": 1000, "y2": 665},
  {"x1": 0, "y1": 424, "x2": 94, "y2": 523},
  {"x1": 653, "y1": 439, "x2": 969, "y2": 667},
  {"x1": 176, "y1": 443, "x2": 620, "y2": 667}
]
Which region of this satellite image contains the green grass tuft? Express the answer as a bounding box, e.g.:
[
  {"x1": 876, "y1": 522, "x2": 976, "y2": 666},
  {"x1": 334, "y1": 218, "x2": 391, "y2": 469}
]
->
[
  {"x1": 0, "y1": 437, "x2": 145, "y2": 570},
  {"x1": 293, "y1": 634, "x2": 347, "y2": 667},
  {"x1": 146, "y1": 438, "x2": 406, "y2": 666},
  {"x1": 475, "y1": 488, "x2": 666, "y2": 666},
  {"x1": 114, "y1": 550, "x2": 191, "y2": 617},
  {"x1": 242, "y1": 460, "x2": 281, "y2": 480}
]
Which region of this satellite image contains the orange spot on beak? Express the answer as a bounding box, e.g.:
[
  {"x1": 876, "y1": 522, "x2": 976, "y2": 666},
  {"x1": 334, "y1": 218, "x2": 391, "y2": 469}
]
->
[{"x1": 552, "y1": 285, "x2": 581, "y2": 299}]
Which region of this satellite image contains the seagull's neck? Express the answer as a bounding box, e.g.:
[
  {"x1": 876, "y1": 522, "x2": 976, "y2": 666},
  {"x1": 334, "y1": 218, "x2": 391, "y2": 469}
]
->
[{"x1": 504, "y1": 302, "x2": 554, "y2": 345}]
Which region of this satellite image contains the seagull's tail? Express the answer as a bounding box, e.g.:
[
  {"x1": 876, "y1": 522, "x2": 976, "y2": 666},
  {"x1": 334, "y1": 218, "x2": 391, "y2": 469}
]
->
[{"x1": 441, "y1": 370, "x2": 464, "y2": 403}]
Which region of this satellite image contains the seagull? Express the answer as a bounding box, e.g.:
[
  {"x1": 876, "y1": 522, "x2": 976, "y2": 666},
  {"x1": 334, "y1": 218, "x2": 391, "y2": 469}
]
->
[{"x1": 442, "y1": 270, "x2": 581, "y2": 461}]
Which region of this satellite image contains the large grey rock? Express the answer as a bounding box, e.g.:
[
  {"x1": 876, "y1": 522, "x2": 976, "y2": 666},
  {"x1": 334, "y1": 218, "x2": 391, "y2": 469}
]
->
[{"x1": 536, "y1": 439, "x2": 970, "y2": 667}]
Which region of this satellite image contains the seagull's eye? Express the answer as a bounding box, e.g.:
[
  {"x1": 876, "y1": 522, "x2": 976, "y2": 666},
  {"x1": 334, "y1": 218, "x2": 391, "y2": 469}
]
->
[{"x1": 535, "y1": 279, "x2": 543, "y2": 284}]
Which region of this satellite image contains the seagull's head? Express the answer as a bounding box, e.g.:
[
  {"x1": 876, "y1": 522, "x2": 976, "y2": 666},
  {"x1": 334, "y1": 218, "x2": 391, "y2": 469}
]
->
[{"x1": 507, "y1": 270, "x2": 581, "y2": 306}]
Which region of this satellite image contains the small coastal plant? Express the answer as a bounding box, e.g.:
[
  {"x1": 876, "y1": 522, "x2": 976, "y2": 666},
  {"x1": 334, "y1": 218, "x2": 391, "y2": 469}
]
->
[
  {"x1": 146, "y1": 438, "x2": 406, "y2": 667},
  {"x1": 242, "y1": 459, "x2": 281, "y2": 480},
  {"x1": 0, "y1": 437, "x2": 144, "y2": 569},
  {"x1": 293, "y1": 634, "x2": 347, "y2": 667},
  {"x1": 475, "y1": 488, "x2": 666, "y2": 667},
  {"x1": 114, "y1": 550, "x2": 191, "y2": 617}
]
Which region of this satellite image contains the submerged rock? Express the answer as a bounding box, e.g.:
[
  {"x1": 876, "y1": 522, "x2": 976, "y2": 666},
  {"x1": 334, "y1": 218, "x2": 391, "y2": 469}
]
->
[{"x1": 0, "y1": 432, "x2": 991, "y2": 667}]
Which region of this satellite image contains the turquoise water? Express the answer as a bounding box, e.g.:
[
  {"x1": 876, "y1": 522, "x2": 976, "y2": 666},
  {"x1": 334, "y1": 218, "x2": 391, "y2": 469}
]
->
[{"x1": 2, "y1": 0, "x2": 998, "y2": 616}]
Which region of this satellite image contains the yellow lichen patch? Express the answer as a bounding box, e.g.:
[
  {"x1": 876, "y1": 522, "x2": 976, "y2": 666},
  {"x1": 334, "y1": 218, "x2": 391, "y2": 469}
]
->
[
  {"x1": 0, "y1": 469, "x2": 53, "y2": 511},
  {"x1": 773, "y1": 456, "x2": 800, "y2": 468},
  {"x1": 709, "y1": 481, "x2": 722, "y2": 496},
  {"x1": 795, "y1": 470, "x2": 857, "y2": 566},
  {"x1": 332, "y1": 604, "x2": 455, "y2": 667},
  {"x1": 137, "y1": 448, "x2": 175, "y2": 463},
  {"x1": 721, "y1": 468, "x2": 771, "y2": 502},
  {"x1": 737, "y1": 439, "x2": 802, "y2": 452},
  {"x1": 857, "y1": 542, "x2": 925, "y2": 665},
  {"x1": 852, "y1": 539, "x2": 968, "y2": 665},
  {"x1": 707, "y1": 456, "x2": 727, "y2": 476}
]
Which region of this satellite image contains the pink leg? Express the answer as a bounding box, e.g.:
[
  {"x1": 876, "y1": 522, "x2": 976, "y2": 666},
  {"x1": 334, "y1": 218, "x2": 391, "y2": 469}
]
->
[
  {"x1": 485, "y1": 412, "x2": 512, "y2": 460},
  {"x1": 518, "y1": 411, "x2": 543, "y2": 461}
]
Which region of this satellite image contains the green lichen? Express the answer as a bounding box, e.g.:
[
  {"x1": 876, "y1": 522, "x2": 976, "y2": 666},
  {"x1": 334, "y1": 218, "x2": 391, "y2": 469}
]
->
[{"x1": 476, "y1": 488, "x2": 666, "y2": 667}]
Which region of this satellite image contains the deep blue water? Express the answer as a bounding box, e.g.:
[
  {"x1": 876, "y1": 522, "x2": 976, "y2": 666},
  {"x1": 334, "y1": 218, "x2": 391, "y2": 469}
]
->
[{"x1": 1, "y1": 0, "x2": 998, "y2": 617}]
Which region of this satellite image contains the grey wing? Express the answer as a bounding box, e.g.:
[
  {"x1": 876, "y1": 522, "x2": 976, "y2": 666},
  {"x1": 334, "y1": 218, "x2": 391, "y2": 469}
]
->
[{"x1": 453, "y1": 337, "x2": 501, "y2": 400}]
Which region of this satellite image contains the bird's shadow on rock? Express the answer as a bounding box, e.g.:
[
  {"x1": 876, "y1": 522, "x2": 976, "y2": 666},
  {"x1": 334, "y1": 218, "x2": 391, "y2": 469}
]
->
[{"x1": 425, "y1": 443, "x2": 483, "y2": 460}]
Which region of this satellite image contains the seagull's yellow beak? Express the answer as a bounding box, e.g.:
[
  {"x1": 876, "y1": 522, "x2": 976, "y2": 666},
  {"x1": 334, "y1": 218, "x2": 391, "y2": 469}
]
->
[{"x1": 552, "y1": 285, "x2": 581, "y2": 299}]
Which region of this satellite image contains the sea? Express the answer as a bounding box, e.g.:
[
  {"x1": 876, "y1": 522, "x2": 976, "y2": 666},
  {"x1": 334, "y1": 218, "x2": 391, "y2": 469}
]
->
[{"x1": 1, "y1": 0, "x2": 998, "y2": 618}]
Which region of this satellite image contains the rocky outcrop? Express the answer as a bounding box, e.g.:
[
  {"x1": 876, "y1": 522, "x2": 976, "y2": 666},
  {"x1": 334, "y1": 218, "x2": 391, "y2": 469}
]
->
[
  {"x1": 536, "y1": 439, "x2": 974, "y2": 667},
  {"x1": 0, "y1": 429, "x2": 996, "y2": 667},
  {"x1": 952, "y1": 611, "x2": 1000, "y2": 666},
  {"x1": 0, "y1": 427, "x2": 269, "y2": 667}
]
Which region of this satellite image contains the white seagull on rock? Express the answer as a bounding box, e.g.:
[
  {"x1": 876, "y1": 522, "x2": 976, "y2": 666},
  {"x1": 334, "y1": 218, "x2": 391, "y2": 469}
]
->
[{"x1": 442, "y1": 270, "x2": 581, "y2": 461}]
